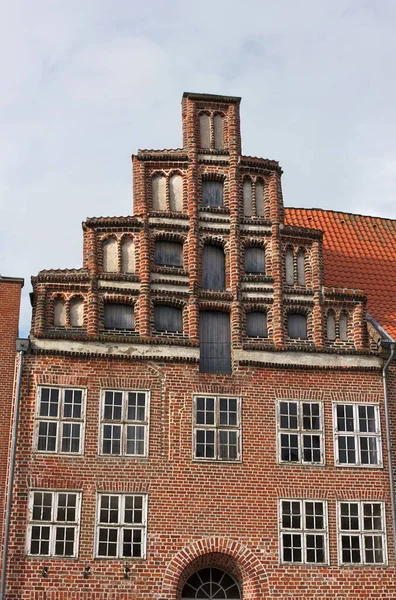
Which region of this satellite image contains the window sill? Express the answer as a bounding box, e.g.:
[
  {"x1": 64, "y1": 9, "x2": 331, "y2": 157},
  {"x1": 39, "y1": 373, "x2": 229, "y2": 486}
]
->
[{"x1": 192, "y1": 458, "x2": 243, "y2": 465}]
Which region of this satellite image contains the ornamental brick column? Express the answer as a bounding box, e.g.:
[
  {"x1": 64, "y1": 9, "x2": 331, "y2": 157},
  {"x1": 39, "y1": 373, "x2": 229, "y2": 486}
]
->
[
  {"x1": 354, "y1": 303, "x2": 366, "y2": 351},
  {"x1": 312, "y1": 239, "x2": 324, "y2": 350},
  {"x1": 138, "y1": 223, "x2": 152, "y2": 339},
  {"x1": 269, "y1": 172, "x2": 285, "y2": 349},
  {"x1": 34, "y1": 283, "x2": 46, "y2": 337}
]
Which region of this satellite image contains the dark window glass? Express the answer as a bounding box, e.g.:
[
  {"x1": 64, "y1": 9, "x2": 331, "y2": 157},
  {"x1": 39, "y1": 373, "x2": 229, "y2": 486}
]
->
[
  {"x1": 202, "y1": 245, "x2": 225, "y2": 290},
  {"x1": 245, "y1": 247, "x2": 265, "y2": 274},
  {"x1": 154, "y1": 241, "x2": 183, "y2": 267},
  {"x1": 154, "y1": 305, "x2": 183, "y2": 332},
  {"x1": 202, "y1": 181, "x2": 223, "y2": 208},
  {"x1": 200, "y1": 311, "x2": 231, "y2": 374},
  {"x1": 104, "y1": 304, "x2": 134, "y2": 330},
  {"x1": 287, "y1": 314, "x2": 307, "y2": 339},
  {"x1": 246, "y1": 311, "x2": 267, "y2": 337}
]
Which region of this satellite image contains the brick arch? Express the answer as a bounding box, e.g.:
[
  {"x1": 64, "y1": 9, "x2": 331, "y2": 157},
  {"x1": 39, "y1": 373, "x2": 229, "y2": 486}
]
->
[{"x1": 160, "y1": 537, "x2": 269, "y2": 600}]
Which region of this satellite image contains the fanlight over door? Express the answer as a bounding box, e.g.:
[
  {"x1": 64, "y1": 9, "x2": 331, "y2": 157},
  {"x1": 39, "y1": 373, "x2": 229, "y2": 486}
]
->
[{"x1": 182, "y1": 567, "x2": 241, "y2": 599}]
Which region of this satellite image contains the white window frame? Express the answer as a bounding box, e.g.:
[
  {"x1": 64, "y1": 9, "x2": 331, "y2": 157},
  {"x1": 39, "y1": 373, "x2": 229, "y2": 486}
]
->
[
  {"x1": 34, "y1": 386, "x2": 86, "y2": 455},
  {"x1": 337, "y1": 501, "x2": 387, "y2": 566},
  {"x1": 99, "y1": 390, "x2": 150, "y2": 457},
  {"x1": 95, "y1": 493, "x2": 148, "y2": 559},
  {"x1": 192, "y1": 395, "x2": 242, "y2": 462},
  {"x1": 278, "y1": 499, "x2": 328, "y2": 565},
  {"x1": 26, "y1": 490, "x2": 81, "y2": 557},
  {"x1": 277, "y1": 400, "x2": 324, "y2": 465},
  {"x1": 333, "y1": 403, "x2": 382, "y2": 467}
]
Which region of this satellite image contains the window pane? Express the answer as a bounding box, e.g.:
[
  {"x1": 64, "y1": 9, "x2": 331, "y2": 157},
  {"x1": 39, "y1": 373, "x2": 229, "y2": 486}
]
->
[
  {"x1": 104, "y1": 391, "x2": 122, "y2": 420},
  {"x1": 40, "y1": 388, "x2": 59, "y2": 418},
  {"x1": 196, "y1": 429, "x2": 215, "y2": 458},
  {"x1": 38, "y1": 421, "x2": 57, "y2": 452},
  {"x1": 64, "y1": 389, "x2": 82, "y2": 419},
  {"x1": 280, "y1": 433, "x2": 299, "y2": 462},
  {"x1": 279, "y1": 401, "x2": 298, "y2": 429},
  {"x1": 127, "y1": 392, "x2": 146, "y2": 421}
]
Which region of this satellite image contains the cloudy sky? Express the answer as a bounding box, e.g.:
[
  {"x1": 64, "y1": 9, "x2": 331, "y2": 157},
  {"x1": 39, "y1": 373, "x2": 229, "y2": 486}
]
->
[{"x1": 1, "y1": 0, "x2": 396, "y2": 335}]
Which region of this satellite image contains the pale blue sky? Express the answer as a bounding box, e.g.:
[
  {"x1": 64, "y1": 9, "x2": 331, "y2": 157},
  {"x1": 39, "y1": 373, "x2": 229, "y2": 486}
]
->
[{"x1": 1, "y1": 0, "x2": 396, "y2": 335}]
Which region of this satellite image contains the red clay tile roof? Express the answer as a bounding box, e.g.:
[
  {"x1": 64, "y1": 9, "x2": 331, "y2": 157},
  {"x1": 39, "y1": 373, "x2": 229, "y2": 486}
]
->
[{"x1": 285, "y1": 208, "x2": 396, "y2": 340}]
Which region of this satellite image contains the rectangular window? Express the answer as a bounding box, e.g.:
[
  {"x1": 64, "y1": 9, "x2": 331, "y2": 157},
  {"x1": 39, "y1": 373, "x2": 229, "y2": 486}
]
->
[
  {"x1": 100, "y1": 390, "x2": 149, "y2": 457},
  {"x1": 278, "y1": 400, "x2": 324, "y2": 465},
  {"x1": 334, "y1": 404, "x2": 382, "y2": 466},
  {"x1": 35, "y1": 387, "x2": 85, "y2": 454},
  {"x1": 279, "y1": 499, "x2": 328, "y2": 564},
  {"x1": 338, "y1": 501, "x2": 386, "y2": 565},
  {"x1": 96, "y1": 494, "x2": 147, "y2": 558},
  {"x1": 193, "y1": 395, "x2": 241, "y2": 461},
  {"x1": 27, "y1": 491, "x2": 81, "y2": 557}
]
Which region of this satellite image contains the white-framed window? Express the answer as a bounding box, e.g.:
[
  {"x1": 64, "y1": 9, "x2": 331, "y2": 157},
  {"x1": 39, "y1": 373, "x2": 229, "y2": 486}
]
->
[
  {"x1": 193, "y1": 395, "x2": 241, "y2": 461},
  {"x1": 27, "y1": 490, "x2": 81, "y2": 557},
  {"x1": 334, "y1": 403, "x2": 382, "y2": 467},
  {"x1": 278, "y1": 400, "x2": 324, "y2": 465},
  {"x1": 95, "y1": 493, "x2": 147, "y2": 559},
  {"x1": 338, "y1": 501, "x2": 387, "y2": 565},
  {"x1": 279, "y1": 499, "x2": 328, "y2": 564},
  {"x1": 35, "y1": 387, "x2": 86, "y2": 454},
  {"x1": 100, "y1": 390, "x2": 149, "y2": 457}
]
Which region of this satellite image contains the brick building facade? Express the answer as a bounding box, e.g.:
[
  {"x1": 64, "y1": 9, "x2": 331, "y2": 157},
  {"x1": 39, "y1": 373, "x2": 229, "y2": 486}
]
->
[
  {"x1": 0, "y1": 276, "x2": 23, "y2": 569},
  {"x1": 3, "y1": 93, "x2": 396, "y2": 598}
]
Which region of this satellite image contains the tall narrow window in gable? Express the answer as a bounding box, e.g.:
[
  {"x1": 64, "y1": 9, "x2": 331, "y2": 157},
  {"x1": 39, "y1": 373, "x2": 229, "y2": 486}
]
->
[
  {"x1": 202, "y1": 181, "x2": 223, "y2": 208},
  {"x1": 154, "y1": 241, "x2": 183, "y2": 268},
  {"x1": 70, "y1": 298, "x2": 84, "y2": 328},
  {"x1": 54, "y1": 298, "x2": 66, "y2": 327},
  {"x1": 121, "y1": 238, "x2": 135, "y2": 273},
  {"x1": 297, "y1": 250, "x2": 306, "y2": 286},
  {"x1": 246, "y1": 311, "x2": 267, "y2": 338},
  {"x1": 200, "y1": 311, "x2": 231, "y2": 374},
  {"x1": 199, "y1": 114, "x2": 210, "y2": 148},
  {"x1": 285, "y1": 248, "x2": 294, "y2": 285},
  {"x1": 245, "y1": 247, "x2": 265, "y2": 274},
  {"x1": 339, "y1": 313, "x2": 348, "y2": 341},
  {"x1": 103, "y1": 238, "x2": 118, "y2": 273},
  {"x1": 104, "y1": 304, "x2": 134, "y2": 330},
  {"x1": 152, "y1": 174, "x2": 166, "y2": 211},
  {"x1": 243, "y1": 179, "x2": 252, "y2": 217},
  {"x1": 169, "y1": 174, "x2": 183, "y2": 212},
  {"x1": 256, "y1": 180, "x2": 265, "y2": 217},
  {"x1": 202, "y1": 245, "x2": 225, "y2": 290},
  {"x1": 154, "y1": 305, "x2": 183, "y2": 333},
  {"x1": 213, "y1": 114, "x2": 224, "y2": 149},
  {"x1": 327, "y1": 311, "x2": 336, "y2": 341},
  {"x1": 288, "y1": 313, "x2": 307, "y2": 339}
]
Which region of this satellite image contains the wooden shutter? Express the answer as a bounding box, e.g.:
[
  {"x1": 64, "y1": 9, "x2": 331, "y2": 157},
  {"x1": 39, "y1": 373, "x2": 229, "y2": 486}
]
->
[
  {"x1": 327, "y1": 312, "x2": 336, "y2": 340},
  {"x1": 245, "y1": 247, "x2": 265, "y2": 274},
  {"x1": 154, "y1": 241, "x2": 183, "y2": 267},
  {"x1": 154, "y1": 305, "x2": 183, "y2": 332},
  {"x1": 202, "y1": 245, "x2": 225, "y2": 290},
  {"x1": 104, "y1": 304, "x2": 134, "y2": 330},
  {"x1": 285, "y1": 248, "x2": 294, "y2": 285},
  {"x1": 200, "y1": 311, "x2": 231, "y2": 374},
  {"x1": 202, "y1": 181, "x2": 223, "y2": 208},
  {"x1": 246, "y1": 312, "x2": 267, "y2": 337},
  {"x1": 287, "y1": 314, "x2": 307, "y2": 339}
]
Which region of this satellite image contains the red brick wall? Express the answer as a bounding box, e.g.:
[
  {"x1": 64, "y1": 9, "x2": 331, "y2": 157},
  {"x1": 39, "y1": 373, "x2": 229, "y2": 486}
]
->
[
  {"x1": 0, "y1": 279, "x2": 23, "y2": 567},
  {"x1": 4, "y1": 355, "x2": 396, "y2": 599}
]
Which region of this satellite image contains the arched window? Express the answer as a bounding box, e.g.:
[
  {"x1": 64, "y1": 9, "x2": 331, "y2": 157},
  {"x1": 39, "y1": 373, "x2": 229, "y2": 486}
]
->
[
  {"x1": 285, "y1": 248, "x2": 294, "y2": 285},
  {"x1": 297, "y1": 250, "x2": 306, "y2": 286},
  {"x1": 245, "y1": 247, "x2": 265, "y2": 274},
  {"x1": 202, "y1": 245, "x2": 225, "y2": 290},
  {"x1": 121, "y1": 238, "x2": 135, "y2": 273},
  {"x1": 70, "y1": 298, "x2": 84, "y2": 328},
  {"x1": 339, "y1": 312, "x2": 348, "y2": 341},
  {"x1": 202, "y1": 180, "x2": 223, "y2": 208},
  {"x1": 54, "y1": 298, "x2": 66, "y2": 327},
  {"x1": 102, "y1": 238, "x2": 118, "y2": 273},
  {"x1": 243, "y1": 179, "x2": 252, "y2": 217},
  {"x1": 213, "y1": 114, "x2": 224, "y2": 149},
  {"x1": 104, "y1": 304, "x2": 134, "y2": 330},
  {"x1": 152, "y1": 174, "x2": 167, "y2": 211},
  {"x1": 154, "y1": 240, "x2": 183, "y2": 268},
  {"x1": 169, "y1": 174, "x2": 183, "y2": 212},
  {"x1": 182, "y1": 567, "x2": 241, "y2": 599},
  {"x1": 246, "y1": 311, "x2": 267, "y2": 337},
  {"x1": 154, "y1": 305, "x2": 183, "y2": 333},
  {"x1": 255, "y1": 179, "x2": 265, "y2": 217},
  {"x1": 199, "y1": 113, "x2": 211, "y2": 148},
  {"x1": 326, "y1": 311, "x2": 336, "y2": 341},
  {"x1": 200, "y1": 311, "x2": 231, "y2": 374},
  {"x1": 287, "y1": 313, "x2": 307, "y2": 339}
]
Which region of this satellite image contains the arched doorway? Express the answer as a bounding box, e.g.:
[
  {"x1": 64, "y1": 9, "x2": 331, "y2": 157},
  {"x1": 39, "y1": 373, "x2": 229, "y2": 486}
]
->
[{"x1": 182, "y1": 567, "x2": 241, "y2": 599}]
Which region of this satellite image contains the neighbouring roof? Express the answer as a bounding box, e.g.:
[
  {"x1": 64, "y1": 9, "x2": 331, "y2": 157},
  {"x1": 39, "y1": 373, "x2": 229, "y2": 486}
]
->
[{"x1": 285, "y1": 208, "x2": 396, "y2": 340}]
